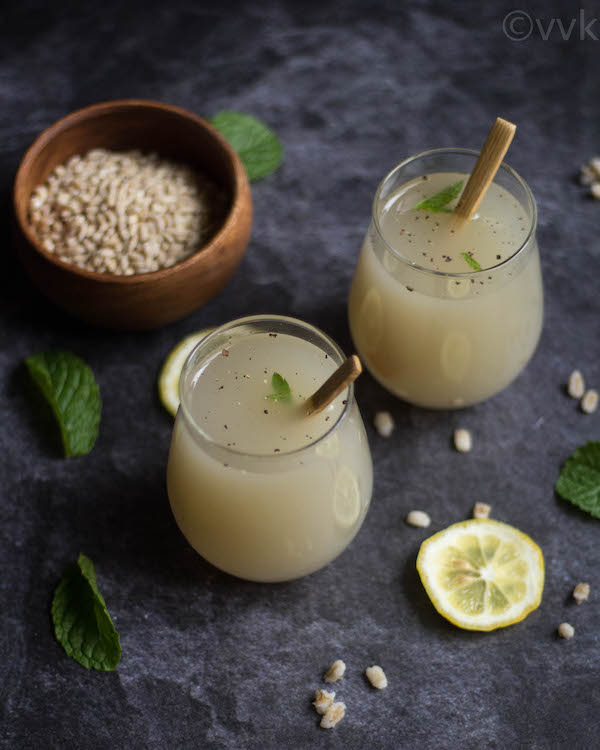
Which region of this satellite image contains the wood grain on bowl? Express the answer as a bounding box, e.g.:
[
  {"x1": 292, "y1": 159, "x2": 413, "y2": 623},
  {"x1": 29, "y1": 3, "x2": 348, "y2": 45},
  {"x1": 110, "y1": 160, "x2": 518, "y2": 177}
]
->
[{"x1": 13, "y1": 99, "x2": 252, "y2": 330}]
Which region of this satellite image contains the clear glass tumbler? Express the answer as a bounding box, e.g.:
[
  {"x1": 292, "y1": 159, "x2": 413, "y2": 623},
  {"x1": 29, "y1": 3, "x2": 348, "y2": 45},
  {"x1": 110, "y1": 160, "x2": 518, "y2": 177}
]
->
[
  {"x1": 167, "y1": 315, "x2": 373, "y2": 582},
  {"x1": 348, "y1": 148, "x2": 543, "y2": 408}
]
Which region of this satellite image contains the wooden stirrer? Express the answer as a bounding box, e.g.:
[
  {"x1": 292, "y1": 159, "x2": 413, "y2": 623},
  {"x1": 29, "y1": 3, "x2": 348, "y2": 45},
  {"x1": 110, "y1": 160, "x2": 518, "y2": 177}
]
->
[
  {"x1": 305, "y1": 355, "x2": 362, "y2": 416},
  {"x1": 453, "y1": 117, "x2": 516, "y2": 225}
]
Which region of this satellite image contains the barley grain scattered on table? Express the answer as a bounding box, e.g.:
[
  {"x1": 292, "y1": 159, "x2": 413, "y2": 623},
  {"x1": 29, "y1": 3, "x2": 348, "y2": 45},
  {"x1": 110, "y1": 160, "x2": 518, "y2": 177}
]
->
[
  {"x1": 567, "y1": 370, "x2": 585, "y2": 400},
  {"x1": 581, "y1": 389, "x2": 598, "y2": 414},
  {"x1": 313, "y1": 689, "x2": 336, "y2": 715},
  {"x1": 324, "y1": 659, "x2": 346, "y2": 683},
  {"x1": 406, "y1": 510, "x2": 431, "y2": 528},
  {"x1": 374, "y1": 411, "x2": 395, "y2": 437},
  {"x1": 454, "y1": 428, "x2": 472, "y2": 453},
  {"x1": 473, "y1": 502, "x2": 492, "y2": 519},
  {"x1": 573, "y1": 582, "x2": 590, "y2": 604},
  {"x1": 558, "y1": 622, "x2": 575, "y2": 640}
]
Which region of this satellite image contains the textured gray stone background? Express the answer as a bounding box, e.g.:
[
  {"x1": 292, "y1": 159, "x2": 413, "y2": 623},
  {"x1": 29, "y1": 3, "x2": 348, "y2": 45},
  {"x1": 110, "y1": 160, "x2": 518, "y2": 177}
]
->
[{"x1": 1, "y1": 1, "x2": 599, "y2": 748}]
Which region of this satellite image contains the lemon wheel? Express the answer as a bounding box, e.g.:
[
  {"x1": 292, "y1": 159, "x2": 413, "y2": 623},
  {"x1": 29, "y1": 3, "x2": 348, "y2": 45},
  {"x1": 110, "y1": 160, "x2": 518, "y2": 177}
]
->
[
  {"x1": 416, "y1": 519, "x2": 544, "y2": 631},
  {"x1": 158, "y1": 329, "x2": 213, "y2": 416}
]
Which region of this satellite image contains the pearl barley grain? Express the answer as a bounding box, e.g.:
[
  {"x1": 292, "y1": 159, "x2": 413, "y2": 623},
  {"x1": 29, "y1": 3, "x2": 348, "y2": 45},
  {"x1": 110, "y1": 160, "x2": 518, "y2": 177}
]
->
[
  {"x1": 313, "y1": 689, "x2": 336, "y2": 715},
  {"x1": 581, "y1": 389, "x2": 598, "y2": 414},
  {"x1": 324, "y1": 660, "x2": 346, "y2": 683},
  {"x1": 320, "y1": 702, "x2": 346, "y2": 729},
  {"x1": 374, "y1": 411, "x2": 395, "y2": 437},
  {"x1": 406, "y1": 510, "x2": 431, "y2": 528},
  {"x1": 567, "y1": 370, "x2": 585, "y2": 399},
  {"x1": 365, "y1": 665, "x2": 388, "y2": 689},
  {"x1": 573, "y1": 582, "x2": 590, "y2": 604},
  {"x1": 558, "y1": 623, "x2": 575, "y2": 640},
  {"x1": 454, "y1": 428, "x2": 472, "y2": 453},
  {"x1": 590, "y1": 156, "x2": 600, "y2": 176},
  {"x1": 473, "y1": 502, "x2": 492, "y2": 519}
]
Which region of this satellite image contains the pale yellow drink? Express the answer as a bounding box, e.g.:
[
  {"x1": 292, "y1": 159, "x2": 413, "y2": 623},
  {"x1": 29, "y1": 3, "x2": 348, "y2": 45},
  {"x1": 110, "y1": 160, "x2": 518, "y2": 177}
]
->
[
  {"x1": 349, "y1": 151, "x2": 543, "y2": 408},
  {"x1": 167, "y1": 316, "x2": 373, "y2": 582}
]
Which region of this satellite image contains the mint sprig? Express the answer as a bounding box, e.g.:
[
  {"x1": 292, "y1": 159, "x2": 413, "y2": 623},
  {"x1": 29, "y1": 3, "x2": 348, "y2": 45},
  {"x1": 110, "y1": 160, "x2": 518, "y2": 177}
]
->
[
  {"x1": 209, "y1": 112, "x2": 282, "y2": 181},
  {"x1": 266, "y1": 372, "x2": 291, "y2": 402},
  {"x1": 556, "y1": 441, "x2": 600, "y2": 519},
  {"x1": 460, "y1": 252, "x2": 483, "y2": 271},
  {"x1": 414, "y1": 180, "x2": 463, "y2": 212},
  {"x1": 52, "y1": 554, "x2": 121, "y2": 671},
  {"x1": 25, "y1": 350, "x2": 101, "y2": 457}
]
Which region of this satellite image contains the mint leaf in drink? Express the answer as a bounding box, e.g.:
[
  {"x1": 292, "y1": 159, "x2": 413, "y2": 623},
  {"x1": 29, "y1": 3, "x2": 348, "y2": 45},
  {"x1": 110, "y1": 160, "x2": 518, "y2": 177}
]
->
[
  {"x1": 460, "y1": 252, "x2": 483, "y2": 271},
  {"x1": 52, "y1": 554, "x2": 121, "y2": 671},
  {"x1": 414, "y1": 180, "x2": 463, "y2": 212},
  {"x1": 209, "y1": 112, "x2": 283, "y2": 181},
  {"x1": 556, "y1": 441, "x2": 600, "y2": 519},
  {"x1": 25, "y1": 350, "x2": 101, "y2": 457},
  {"x1": 266, "y1": 372, "x2": 292, "y2": 402}
]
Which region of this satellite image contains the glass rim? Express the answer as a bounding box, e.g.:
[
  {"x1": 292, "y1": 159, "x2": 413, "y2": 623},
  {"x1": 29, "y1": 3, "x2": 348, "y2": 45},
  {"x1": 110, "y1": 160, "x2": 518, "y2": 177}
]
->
[
  {"x1": 178, "y1": 314, "x2": 354, "y2": 461},
  {"x1": 371, "y1": 147, "x2": 538, "y2": 278}
]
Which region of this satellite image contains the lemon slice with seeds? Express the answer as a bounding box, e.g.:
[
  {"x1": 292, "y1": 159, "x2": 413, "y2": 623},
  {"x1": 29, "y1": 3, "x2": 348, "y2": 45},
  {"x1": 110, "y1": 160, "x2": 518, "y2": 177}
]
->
[
  {"x1": 416, "y1": 519, "x2": 544, "y2": 631},
  {"x1": 158, "y1": 329, "x2": 213, "y2": 416}
]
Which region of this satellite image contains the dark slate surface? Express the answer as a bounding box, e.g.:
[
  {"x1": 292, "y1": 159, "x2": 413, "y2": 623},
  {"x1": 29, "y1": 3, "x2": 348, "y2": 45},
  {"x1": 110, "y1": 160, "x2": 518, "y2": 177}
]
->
[{"x1": 1, "y1": 1, "x2": 599, "y2": 748}]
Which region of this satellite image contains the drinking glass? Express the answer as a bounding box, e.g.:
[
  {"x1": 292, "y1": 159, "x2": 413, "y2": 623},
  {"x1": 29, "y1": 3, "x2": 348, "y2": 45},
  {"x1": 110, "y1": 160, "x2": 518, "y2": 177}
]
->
[
  {"x1": 167, "y1": 315, "x2": 373, "y2": 582},
  {"x1": 348, "y1": 148, "x2": 543, "y2": 408}
]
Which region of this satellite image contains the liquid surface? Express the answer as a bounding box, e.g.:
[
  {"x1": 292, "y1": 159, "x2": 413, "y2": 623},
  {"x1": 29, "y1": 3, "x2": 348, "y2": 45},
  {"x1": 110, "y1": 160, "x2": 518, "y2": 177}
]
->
[
  {"x1": 377, "y1": 172, "x2": 530, "y2": 273},
  {"x1": 186, "y1": 332, "x2": 344, "y2": 455}
]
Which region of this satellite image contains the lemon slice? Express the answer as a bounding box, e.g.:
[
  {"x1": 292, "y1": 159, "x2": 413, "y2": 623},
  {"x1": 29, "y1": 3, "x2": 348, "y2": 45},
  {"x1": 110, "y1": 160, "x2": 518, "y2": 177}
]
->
[
  {"x1": 416, "y1": 519, "x2": 544, "y2": 631},
  {"x1": 334, "y1": 465, "x2": 361, "y2": 528},
  {"x1": 158, "y1": 329, "x2": 213, "y2": 416}
]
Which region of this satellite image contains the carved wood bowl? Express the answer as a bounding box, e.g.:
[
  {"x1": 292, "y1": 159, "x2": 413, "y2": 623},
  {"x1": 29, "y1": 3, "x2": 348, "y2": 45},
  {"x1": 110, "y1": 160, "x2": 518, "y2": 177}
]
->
[{"x1": 13, "y1": 99, "x2": 252, "y2": 330}]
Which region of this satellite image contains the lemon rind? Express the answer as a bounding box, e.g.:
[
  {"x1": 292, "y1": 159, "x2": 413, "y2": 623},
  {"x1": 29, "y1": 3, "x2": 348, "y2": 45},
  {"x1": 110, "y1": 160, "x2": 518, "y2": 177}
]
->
[{"x1": 158, "y1": 329, "x2": 213, "y2": 416}]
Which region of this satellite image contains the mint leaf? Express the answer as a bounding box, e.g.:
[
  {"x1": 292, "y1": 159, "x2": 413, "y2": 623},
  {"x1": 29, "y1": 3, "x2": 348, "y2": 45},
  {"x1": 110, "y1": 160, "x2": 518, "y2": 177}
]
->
[
  {"x1": 52, "y1": 554, "x2": 121, "y2": 671},
  {"x1": 414, "y1": 180, "x2": 463, "y2": 212},
  {"x1": 556, "y1": 441, "x2": 600, "y2": 519},
  {"x1": 460, "y1": 252, "x2": 483, "y2": 271},
  {"x1": 266, "y1": 372, "x2": 291, "y2": 402},
  {"x1": 25, "y1": 350, "x2": 101, "y2": 457},
  {"x1": 209, "y1": 112, "x2": 282, "y2": 181}
]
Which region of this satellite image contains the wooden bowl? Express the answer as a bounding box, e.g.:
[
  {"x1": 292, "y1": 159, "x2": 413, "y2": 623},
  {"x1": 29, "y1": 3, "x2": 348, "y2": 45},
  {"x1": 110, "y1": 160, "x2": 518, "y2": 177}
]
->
[{"x1": 13, "y1": 99, "x2": 252, "y2": 330}]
